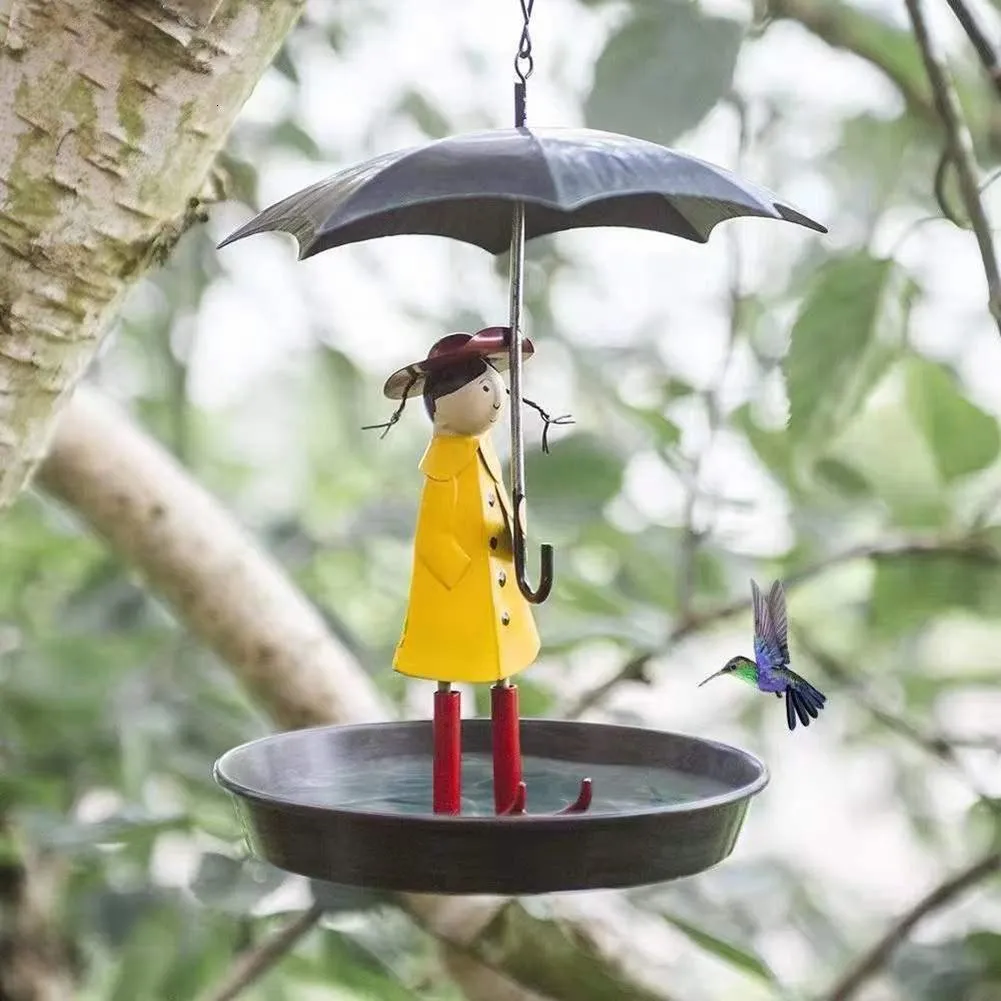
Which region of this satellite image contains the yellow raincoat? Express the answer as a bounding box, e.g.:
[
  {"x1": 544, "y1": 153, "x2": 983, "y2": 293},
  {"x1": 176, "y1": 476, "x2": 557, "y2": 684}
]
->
[{"x1": 393, "y1": 432, "x2": 540, "y2": 683}]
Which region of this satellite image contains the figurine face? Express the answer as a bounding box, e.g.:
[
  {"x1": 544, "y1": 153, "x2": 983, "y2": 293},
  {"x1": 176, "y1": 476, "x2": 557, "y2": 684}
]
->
[{"x1": 432, "y1": 365, "x2": 505, "y2": 436}]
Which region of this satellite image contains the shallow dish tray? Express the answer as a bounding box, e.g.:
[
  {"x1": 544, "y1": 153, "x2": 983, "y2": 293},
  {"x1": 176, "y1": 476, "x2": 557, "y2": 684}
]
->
[{"x1": 215, "y1": 718, "x2": 767, "y2": 895}]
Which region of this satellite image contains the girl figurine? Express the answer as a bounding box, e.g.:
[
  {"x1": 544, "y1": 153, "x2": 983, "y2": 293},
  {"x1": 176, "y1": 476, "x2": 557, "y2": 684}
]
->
[{"x1": 368, "y1": 327, "x2": 590, "y2": 817}]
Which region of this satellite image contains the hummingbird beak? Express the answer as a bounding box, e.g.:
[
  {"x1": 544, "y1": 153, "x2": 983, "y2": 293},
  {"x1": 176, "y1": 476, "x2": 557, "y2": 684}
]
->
[{"x1": 697, "y1": 669, "x2": 727, "y2": 688}]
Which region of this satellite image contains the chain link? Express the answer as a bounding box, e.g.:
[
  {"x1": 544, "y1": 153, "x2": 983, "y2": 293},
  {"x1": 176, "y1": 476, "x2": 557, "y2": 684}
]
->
[{"x1": 514, "y1": 0, "x2": 535, "y2": 84}]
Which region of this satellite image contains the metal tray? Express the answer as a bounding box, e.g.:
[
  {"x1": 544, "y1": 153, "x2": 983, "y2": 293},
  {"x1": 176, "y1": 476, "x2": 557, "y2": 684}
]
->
[{"x1": 214, "y1": 718, "x2": 767, "y2": 895}]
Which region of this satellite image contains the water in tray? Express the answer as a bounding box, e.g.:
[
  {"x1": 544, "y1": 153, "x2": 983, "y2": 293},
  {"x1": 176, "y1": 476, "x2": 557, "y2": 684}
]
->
[{"x1": 277, "y1": 752, "x2": 732, "y2": 816}]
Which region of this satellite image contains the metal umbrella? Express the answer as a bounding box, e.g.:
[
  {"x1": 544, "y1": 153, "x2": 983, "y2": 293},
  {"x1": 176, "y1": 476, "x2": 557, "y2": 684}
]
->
[{"x1": 217, "y1": 126, "x2": 826, "y2": 258}]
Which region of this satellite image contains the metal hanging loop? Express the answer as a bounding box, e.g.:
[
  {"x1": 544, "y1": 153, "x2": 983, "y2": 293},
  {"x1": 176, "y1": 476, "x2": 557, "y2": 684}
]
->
[
  {"x1": 514, "y1": 0, "x2": 535, "y2": 84},
  {"x1": 513, "y1": 0, "x2": 534, "y2": 127}
]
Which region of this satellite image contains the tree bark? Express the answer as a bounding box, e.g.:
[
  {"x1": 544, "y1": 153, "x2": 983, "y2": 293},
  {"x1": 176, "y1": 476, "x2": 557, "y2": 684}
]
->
[
  {"x1": 0, "y1": 0, "x2": 304, "y2": 506},
  {"x1": 0, "y1": 819, "x2": 74, "y2": 1001}
]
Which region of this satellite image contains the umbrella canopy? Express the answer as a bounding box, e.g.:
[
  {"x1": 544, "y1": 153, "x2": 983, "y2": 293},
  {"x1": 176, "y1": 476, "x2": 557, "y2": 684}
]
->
[{"x1": 219, "y1": 126, "x2": 826, "y2": 258}]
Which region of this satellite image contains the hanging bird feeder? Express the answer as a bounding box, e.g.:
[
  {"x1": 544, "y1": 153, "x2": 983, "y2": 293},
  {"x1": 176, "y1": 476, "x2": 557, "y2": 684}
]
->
[{"x1": 214, "y1": 0, "x2": 823, "y2": 895}]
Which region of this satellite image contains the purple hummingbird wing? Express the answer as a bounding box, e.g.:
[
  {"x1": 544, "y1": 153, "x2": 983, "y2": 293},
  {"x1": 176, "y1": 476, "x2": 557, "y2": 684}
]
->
[
  {"x1": 768, "y1": 579, "x2": 790, "y2": 664},
  {"x1": 750, "y1": 578, "x2": 771, "y2": 640},
  {"x1": 751, "y1": 578, "x2": 786, "y2": 678}
]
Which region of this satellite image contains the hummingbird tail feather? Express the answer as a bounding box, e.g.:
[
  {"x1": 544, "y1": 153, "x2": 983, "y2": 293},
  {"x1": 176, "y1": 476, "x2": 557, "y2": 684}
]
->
[
  {"x1": 793, "y1": 684, "x2": 824, "y2": 714},
  {"x1": 789, "y1": 688, "x2": 813, "y2": 728},
  {"x1": 789, "y1": 671, "x2": 826, "y2": 706},
  {"x1": 783, "y1": 680, "x2": 825, "y2": 731},
  {"x1": 796, "y1": 687, "x2": 820, "y2": 719}
]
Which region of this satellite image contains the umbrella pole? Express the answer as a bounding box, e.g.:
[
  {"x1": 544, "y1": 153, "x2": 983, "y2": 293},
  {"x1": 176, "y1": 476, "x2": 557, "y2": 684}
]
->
[{"x1": 506, "y1": 197, "x2": 554, "y2": 605}]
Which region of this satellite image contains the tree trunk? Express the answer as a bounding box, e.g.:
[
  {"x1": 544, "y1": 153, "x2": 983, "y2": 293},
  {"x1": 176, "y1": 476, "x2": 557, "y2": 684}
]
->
[
  {"x1": 0, "y1": 0, "x2": 303, "y2": 506},
  {"x1": 0, "y1": 4, "x2": 303, "y2": 995}
]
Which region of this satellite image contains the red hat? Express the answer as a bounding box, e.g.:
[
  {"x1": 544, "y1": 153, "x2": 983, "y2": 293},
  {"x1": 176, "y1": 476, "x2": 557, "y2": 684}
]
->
[{"x1": 383, "y1": 326, "x2": 535, "y2": 400}]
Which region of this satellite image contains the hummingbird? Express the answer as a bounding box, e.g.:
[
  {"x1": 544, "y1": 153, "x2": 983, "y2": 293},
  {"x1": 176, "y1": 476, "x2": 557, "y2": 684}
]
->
[{"x1": 698, "y1": 579, "x2": 826, "y2": 731}]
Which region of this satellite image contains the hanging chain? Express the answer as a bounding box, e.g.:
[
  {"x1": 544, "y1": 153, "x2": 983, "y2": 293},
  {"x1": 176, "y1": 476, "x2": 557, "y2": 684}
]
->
[
  {"x1": 513, "y1": 0, "x2": 535, "y2": 127},
  {"x1": 514, "y1": 0, "x2": 535, "y2": 84}
]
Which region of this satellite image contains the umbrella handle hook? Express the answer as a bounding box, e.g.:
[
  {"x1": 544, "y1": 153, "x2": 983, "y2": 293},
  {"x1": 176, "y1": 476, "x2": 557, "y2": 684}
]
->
[{"x1": 512, "y1": 495, "x2": 553, "y2": 604}]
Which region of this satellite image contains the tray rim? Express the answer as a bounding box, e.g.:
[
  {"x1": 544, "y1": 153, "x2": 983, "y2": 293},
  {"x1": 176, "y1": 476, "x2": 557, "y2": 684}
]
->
[{"x1": 214, "y1": 717, "x2": 769, "y2": 827}]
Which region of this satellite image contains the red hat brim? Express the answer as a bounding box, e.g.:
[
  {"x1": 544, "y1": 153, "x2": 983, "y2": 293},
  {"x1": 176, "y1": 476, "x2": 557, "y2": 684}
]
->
[{"x1": 383, "y1": 326, "x2": 535, "y2": 400}]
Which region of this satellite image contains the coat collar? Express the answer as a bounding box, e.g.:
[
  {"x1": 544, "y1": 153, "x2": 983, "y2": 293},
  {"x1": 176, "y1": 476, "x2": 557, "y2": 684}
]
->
[
  {"x1": 419, "y1": 433, "x2": 480, "y2": 481},
  {"x1": 476, "y1": 434, "x2": 505, "y2": 484}
]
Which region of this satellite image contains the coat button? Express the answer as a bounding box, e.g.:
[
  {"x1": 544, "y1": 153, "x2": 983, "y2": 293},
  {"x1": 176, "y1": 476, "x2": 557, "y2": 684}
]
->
[
  {"x1": 489, "y1": 537, "x2": 498, "y2": 549},
  {"x1": 501, "y1": 611, "x2": 511, "y2": 625},
  {"x1": 497, "y1": 570, "x2": 507, "y2": 587}
]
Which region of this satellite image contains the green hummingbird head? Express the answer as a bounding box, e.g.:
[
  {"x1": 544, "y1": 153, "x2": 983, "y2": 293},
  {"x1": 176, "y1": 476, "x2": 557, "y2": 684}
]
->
[{"x1": 697, "y1": 655, "x2": 758, "y2": 688}]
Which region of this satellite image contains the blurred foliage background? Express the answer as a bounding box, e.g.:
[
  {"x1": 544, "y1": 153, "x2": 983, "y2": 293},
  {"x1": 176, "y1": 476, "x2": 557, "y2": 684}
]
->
[{"x1": 4, "y1": 0, "x2": 1001, "y2": 998}]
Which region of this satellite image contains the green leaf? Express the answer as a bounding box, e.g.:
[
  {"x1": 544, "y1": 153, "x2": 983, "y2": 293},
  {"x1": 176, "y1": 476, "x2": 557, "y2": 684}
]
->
[
  {"x1": 109, "y1": 906, "x2": 182, "y2": 1001},
  {"x1": 830, "y1": 113, "x2": 937, "y2": 212},
  {"x1": 629, "y1": 406, "x2": 682, "y2": 449},
  {"x1": 271, "y1": 43, "x2": 300, "y2": 84},
  {"x1": 190, "y1": 853, "x2": 287, "y2": 914},
  {"x1": 585, "y1": 0, "x2": 743, "y2": 144},
  {"x1": 396, "y1": 90, "x2": 451, "y2": 139},
  {"x1": 159, "y1": 909, "x2": 242, "y2": 1001},
  {"x1": 733, "y1": 404, "x2": 794, "y2": 488},
  {"x1": 474, "y1": 903, "x2": 669, "y2": 1001},
  {"x1": 614, "y1": 526, "x2": 679, "y2": 605},
  {"x1": 890, "y1": 937, "x2": 996, "y2": 1001},
  {"x1": 826, "y1": 386, "x2": 946, "y2": 528},
  {"x1": 966, "y1": 930, "x2": 1001, "y2": 980},
  {"x1": 785, "y1": 253, "x2": 914, "y2": 454},
  {"x1": 215, "y1": 149, "x2": 259, "y2": 206},
  {"x1": 814, "y1": 458, "x2": 871, "y2": 498},
  {"x1": 309, "y1": 880, "x2": 390, "y2": 914},
  {"x1": 965, "y1": 797, "x2": 1001, "y2": 854},
  {"x1": 660, "y1": 911, "x2": 776, "y2": 983},
  {"x1": 523, "y1": 433, "x2": 624, "y2": 525},
  {"x1": 317, "y1": 930, "x2": 422, "y2": 1000},
  {"x1": 905, "y1": 357, "x2": 1000, "y2": 482},
  {"x1": 870, "y1": 552, "x2": 1001, "y2": 635},
  {"x1": 24, "y1": 809, "x2": 189, "y2": 855},
  {"x1": 272, "y1": 118, "x2": 323, "y2": 159}
]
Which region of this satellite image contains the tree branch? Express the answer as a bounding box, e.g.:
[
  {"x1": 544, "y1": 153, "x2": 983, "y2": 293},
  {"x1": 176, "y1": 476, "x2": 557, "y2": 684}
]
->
[
  {"x1": 767, "y1": 0, "x2": 937, "y2": 122},
  {"x1": 766, "y1": 0, "x2": 1001, "y2": 154},
  {"x1": 197, "y1": 904, "x2": 324, "y2": 1001},
  {"x1": 402, "y1": 896, "x2": 675, "y2": 1001},
  {"x1": 567, "y1": 535, "x2": 1001, "y2": 717},
  {"x1": 36, "y1": 387, "x2": 387, "y2": 730},
  {"x1": 0, "y1": 818, "x2": 75, "y2": 1001},
  {"x1": 792, "y1": 627, "x2": 996, "y2": 799},
  {"x1": 37, "y1": 387, "x2": 673, "y2": 1001},
  {"x1": 905, "y1": 0, "x2": 1001, "y2": 333},
  {"x1": 822, "y1": 849, "x2": 1001, "y2": 1001},
  {"x1": 945, "y1": 0, "x2": 1001, "y2": 99}
]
